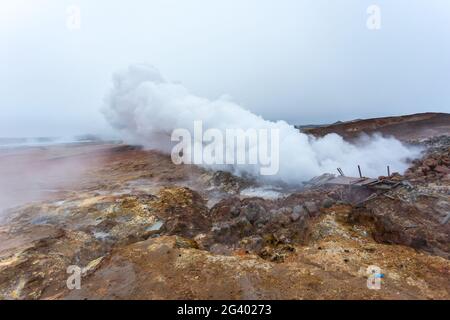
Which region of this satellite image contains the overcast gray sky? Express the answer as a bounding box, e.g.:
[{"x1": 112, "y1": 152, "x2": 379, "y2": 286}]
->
[{"x1": 1, "y1": 0, "x2": 449, "y2": 137}]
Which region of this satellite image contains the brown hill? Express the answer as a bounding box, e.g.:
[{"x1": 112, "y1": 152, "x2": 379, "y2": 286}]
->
[{"x1": 301, "y1": 112, "x2": 450, "y2": 141}]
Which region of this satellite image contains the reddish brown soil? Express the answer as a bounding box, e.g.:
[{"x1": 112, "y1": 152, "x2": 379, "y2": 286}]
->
[{"x1": 302, "y1": 112, "x2": 450, "y2": 141}]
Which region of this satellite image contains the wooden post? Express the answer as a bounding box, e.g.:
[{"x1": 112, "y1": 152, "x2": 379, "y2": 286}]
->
[
  {"x1": 387, "y1": 165, "x2": 390, "y2": 177},
  {"x1": 358, "y1": 165, "x2": 362, "y2": 178}
]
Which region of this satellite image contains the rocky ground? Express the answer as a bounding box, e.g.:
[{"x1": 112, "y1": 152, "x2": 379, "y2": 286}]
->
[{"x1": 0, "y1": 133, "x2": 449, "y2": 300}]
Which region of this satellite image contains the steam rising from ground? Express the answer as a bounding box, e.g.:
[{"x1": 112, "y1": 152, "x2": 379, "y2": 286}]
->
[
  {"x1": 103, "y1": 64, "x2": 421, "y2": 183},
  {"x1": 0, "y1": 145, "x2": 103, "y2": 220}
]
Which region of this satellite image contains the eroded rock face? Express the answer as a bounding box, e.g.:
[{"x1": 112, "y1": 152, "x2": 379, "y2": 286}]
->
[
  {"x1": 148, "y1": 187, "x2": 211, "y2": 238},
  {"x1": 202, "y1": 171, "x2": 253, "y2": 194},
  {"x1": 206, "y1": 197, "x2": 311, "y2": 261},
  {"x1": 349, "y1": 192, "x2": 450, "y2": 259}
]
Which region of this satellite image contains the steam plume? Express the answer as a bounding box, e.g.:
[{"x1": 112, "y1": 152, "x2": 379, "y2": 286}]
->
[{"x1": 102, "y1": 64, "x2": 421, "y2": 183}]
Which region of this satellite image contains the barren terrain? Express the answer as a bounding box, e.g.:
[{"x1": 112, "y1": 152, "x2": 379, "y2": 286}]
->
[
  {"x1": 0, "y1": 113, "x2": 449, "y2": 300},
  {"x1": 301, "y1": 112, "x2": 450, "y2": 141}
]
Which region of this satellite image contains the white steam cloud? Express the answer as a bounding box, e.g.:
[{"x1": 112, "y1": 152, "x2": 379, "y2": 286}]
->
[{"x1": 102, "y1": 64, "x2": 421, "y2": 183}]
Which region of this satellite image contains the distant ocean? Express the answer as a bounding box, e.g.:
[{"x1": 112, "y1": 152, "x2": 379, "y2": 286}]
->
[{"x1": 0, "y1": 135, "x2": 107, "y2": 149}]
